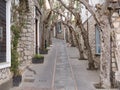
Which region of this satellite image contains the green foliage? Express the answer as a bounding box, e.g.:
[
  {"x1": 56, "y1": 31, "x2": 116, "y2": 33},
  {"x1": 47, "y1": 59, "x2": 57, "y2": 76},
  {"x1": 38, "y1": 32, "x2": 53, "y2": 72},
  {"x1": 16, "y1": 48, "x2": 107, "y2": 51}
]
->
[
  {"x1": 38, "y1": 0, "x2": 44, "y2": 7},
  {"x1": 11, "y1": 0, "x2": 28, "y2": 76},
  {"x1": 11, "y1": 49, "x2": 19, "y2": 76},
  {"x1": 33, "y1": 54, "x2": 44, "y2": 59},
  {"x1": 50, "y1": 14, "x2": 58, "y2": 21},
  {"x1": 11, "y1": 25, "x2": 20, "y2": 49},
  {"x1": 11, "y1": 25, "x2": 21, "y2": 76}
]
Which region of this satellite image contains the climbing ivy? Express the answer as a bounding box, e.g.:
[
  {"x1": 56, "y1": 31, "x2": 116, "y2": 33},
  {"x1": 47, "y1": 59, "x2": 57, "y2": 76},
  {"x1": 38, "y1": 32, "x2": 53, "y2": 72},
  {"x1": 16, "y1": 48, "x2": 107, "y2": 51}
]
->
[
  {"x1": 10, "y1": 1, "x2": 28, "y2": 76},
  {"x1": 11, "y1": 25, "x2": 21, "y2": 76}
]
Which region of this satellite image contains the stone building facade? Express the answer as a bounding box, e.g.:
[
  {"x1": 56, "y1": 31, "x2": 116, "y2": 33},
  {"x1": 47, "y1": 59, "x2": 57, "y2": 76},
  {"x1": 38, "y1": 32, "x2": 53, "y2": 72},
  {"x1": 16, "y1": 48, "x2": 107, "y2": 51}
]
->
[
  {"x1": 18, "y1": 0, "x2": 43, "y2": 67},
  {"x1": 0, "y1": 0, "x2": 43, "y2": 89}
]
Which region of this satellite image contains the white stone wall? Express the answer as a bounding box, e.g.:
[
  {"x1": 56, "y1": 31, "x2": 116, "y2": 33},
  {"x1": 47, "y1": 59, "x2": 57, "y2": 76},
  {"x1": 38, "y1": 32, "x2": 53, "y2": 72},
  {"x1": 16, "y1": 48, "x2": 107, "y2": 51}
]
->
[
  {"x1": 0, "y1": 68, "x2": 11, "y2": 85},
  {"x1": 18, "y1": 0, "x2": 34, "y2": 65},
  {"x1": 18, "y1": 0, "x2": 42, "y2": 66}
]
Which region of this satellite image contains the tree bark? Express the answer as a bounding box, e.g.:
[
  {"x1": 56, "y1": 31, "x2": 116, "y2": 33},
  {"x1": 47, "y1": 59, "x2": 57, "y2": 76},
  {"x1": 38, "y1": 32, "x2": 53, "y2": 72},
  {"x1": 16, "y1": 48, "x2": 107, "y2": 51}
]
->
[
  {"x1": 40, "y1": 10, "x2": 52, "y2": 51},
  {"x1": 62, "y1": 21, "x2": 85, "y2": 60},
  {"x1": 69, "y1": 28, "x2": 75, "y2": 47},
  {"x1": 40, "y1": 24, "x2": 45, "y2": 50},
  {"x1": 58, "y1": 0, "x2": 96, "y2": 69},
  {"x1": 69, "y1": 28, "x2": 85, "y2": 60},
  {"x1": 75, "y1": 13, "x2": 95, "y2": 69}
]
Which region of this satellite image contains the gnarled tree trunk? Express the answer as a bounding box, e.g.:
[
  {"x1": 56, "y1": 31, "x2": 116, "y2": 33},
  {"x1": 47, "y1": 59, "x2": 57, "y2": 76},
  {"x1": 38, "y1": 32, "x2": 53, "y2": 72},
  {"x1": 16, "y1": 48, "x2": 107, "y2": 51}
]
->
[
  {"x1": 75, "y1": 13, "x2": 95, "y2": 69},
  {"x1": 69, "y1": 29, "x2": 75, "y2": 47},
  {"x1": 70, "y1": 28, "x2": 85, "y2": 60}
]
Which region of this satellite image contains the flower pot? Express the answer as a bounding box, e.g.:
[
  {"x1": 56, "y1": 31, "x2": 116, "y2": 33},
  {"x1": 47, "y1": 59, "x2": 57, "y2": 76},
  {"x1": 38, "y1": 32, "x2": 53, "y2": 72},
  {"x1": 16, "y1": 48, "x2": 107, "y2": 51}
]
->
[
  {"x1": 12, "y1": 75, "x2": 22, "y2": 86},
  {"x1": 32, "y1": 57, "x2": 44, "y2": 64}
]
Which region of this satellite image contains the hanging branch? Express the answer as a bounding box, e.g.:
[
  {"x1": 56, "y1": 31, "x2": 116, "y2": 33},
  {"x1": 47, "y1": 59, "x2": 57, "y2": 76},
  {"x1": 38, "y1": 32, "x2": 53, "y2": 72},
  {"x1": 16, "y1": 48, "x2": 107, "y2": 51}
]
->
[
  {"x1": 77, "y1": 0, "x2": 101, "y2": 26},
  {"x1": 57, "y1": 0, "x2": 76, "y2": 16},
  {"x1": 57, "y1": 0, "x2": 102, "y2": 31},
  {"x1": 52, "y1": 9, "x2": 67, "y2": 19}
]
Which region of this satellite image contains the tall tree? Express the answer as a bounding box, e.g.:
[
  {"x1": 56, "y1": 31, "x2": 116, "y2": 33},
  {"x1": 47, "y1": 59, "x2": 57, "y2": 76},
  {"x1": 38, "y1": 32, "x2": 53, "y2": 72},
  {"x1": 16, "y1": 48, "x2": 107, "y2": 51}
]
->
[
  {"x1": 52, "y1": 10, "x2": 85, "y2": 59},
  {"x1": 57, "y1": 0, "x2": 96, "y2": 69}
]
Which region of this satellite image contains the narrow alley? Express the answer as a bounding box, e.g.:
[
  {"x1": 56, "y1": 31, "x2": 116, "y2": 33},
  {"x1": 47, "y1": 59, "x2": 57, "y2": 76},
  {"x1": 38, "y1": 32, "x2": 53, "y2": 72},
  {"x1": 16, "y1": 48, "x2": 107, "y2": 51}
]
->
[
  {"x1": 10, "y1": 39, "x2": 100, "y2": 90},
  {"x1": 1, "y1": 0, "x2": 120, "y2": 90}
]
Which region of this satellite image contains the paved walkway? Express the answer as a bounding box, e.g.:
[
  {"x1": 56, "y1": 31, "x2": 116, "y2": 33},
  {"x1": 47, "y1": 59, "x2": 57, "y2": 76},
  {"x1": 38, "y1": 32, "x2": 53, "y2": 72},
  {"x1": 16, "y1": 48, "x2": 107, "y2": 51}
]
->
[
  {"x1": 67, "y1": 47, "x2": 99, "y2": 90},
  {"x1": 54, "y1": 39, "x2": 76, "y2": 90},
  {"x1": 9, "y1": 39, "x2": 106, "y2": 90}
]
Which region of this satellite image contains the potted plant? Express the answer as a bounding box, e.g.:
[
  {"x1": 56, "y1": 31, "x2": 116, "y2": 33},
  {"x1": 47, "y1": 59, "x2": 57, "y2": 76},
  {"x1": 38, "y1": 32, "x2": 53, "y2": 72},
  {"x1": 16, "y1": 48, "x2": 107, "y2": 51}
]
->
[
  {"x1": 11, "y1": 25, "x2": 22, "y2": 87},
  {"x1": 32, "y1": 54, "x2": 44, "y2": 64},
  {"x1": 12, "y1": 70, "x2": 22, "y2": 87},
  {"x1": 11, "y1": 51, "x2": 22, "y2": 87}
]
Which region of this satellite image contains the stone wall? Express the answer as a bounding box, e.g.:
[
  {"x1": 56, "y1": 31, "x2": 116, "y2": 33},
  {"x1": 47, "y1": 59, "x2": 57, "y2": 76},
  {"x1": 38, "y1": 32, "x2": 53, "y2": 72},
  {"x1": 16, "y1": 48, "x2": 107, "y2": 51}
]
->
[
  {"x1": 18, "y1": 0, "x2": 34, "y2": 66},
  {"x1": 0, "y1": 0, "x2": 43, "y2": 88},
  {"x1": 0, "y1": 67, "x2": 12, "y2": 90},
  {"x1": 0, "y1": 68, "x2": 11, "y2": 85},
  {"x1": 18, "y1": 0, "x2": 42, "y2": 67}
]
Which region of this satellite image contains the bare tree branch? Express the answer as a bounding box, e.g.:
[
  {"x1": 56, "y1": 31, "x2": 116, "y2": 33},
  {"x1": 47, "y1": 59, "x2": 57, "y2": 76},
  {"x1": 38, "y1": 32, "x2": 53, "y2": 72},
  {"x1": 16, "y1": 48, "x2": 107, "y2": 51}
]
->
[
  {"x1": 58, "y1": 0, "x2": 101, "y2": 29},
  {"x1": 52, "y1": 10, "x2": 66, "y2": 18},
  {"x1": 78, "y1": 0, "x2": 101, "y2": 26},
  {"x1": 43, "y1": 10, "x2": 52, "y2": 24},
  {"x1": 57, "y1": 0, "x2": 76, "y2": 16}
]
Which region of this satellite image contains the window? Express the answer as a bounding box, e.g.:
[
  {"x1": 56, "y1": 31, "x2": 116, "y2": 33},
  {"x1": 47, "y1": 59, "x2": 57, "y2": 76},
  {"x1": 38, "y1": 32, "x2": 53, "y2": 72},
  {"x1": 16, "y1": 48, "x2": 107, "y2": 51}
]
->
[
  {"x1": 0, "y1": 0, "x2": 6, "y2": 63},
  {"x1": 95, "y1": 25, "x2": 101, "y2": 55},
  {"x1": 0, "y1": 0, "x2": 11, "y2": 69}
]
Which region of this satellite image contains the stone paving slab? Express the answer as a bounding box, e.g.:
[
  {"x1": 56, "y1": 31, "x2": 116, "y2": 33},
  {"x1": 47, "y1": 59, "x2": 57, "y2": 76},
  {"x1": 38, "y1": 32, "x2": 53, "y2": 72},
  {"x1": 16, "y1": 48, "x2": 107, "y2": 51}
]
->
[
  {"x1": 54, "y1": 40, "x2": 76, "y2": 90},
  {"x1": 9, "y1": 39, "x2": 119, "y2": 90},
  {"x1": 67, "y1": 47, "x2": 100, "y2": 90},
  {"x1": 10, "y1": 87, "x2": 52, "y2": 90},
  {"x1": 67, "y1": 47, "x2": 119, "y2": 90},
  {"x1": 10, "y1": 40, "x2": 57, "y2": 90}
]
